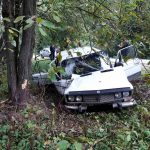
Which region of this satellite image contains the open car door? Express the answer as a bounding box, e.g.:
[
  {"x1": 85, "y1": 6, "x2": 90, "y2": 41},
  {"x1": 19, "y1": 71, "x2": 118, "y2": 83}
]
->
[{"x1": 114, "y1": 45, "x2": 141, "y2": 81}]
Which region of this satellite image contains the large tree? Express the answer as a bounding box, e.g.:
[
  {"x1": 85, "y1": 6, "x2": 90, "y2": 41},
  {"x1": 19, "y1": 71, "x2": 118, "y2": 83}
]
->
[{"x1": 1, "y1": 0, "x2": 36, "y2": 106}]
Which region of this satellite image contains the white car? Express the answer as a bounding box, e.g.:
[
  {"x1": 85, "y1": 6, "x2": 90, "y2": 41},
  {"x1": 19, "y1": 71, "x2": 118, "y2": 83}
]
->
[
  {"x1": 40, "y1": 47, "x2": 50, "y2": 58},
  {"x1": 33, "y1": 46, "x2": 141, "y2": 111}
]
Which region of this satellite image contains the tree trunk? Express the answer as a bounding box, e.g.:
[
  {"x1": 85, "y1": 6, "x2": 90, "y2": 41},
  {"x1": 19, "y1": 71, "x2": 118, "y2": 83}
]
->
[
  {"x1": 2, "y1": 0, "x2": 17, "y2": 99},
  {"x1": 17, "y1": 0, "x2": 36, "y2": 105},
  {"x1": 2, "y1": 0, "x2": 36, "y2": 106}
]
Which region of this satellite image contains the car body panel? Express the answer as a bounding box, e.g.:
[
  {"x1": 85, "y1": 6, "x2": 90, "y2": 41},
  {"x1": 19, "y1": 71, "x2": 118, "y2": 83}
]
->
[
  {"x1": 123, "y1": 59, "x2": 141, "y2": 80},
  {"x1": 64, "y1": 67, "x2": 132, "y2": 95}
]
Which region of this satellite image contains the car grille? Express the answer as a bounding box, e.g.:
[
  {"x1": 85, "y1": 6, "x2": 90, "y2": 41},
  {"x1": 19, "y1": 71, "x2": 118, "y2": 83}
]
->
[{"x1": 83, "y1": 94, "x2": 114, "y2": 103}]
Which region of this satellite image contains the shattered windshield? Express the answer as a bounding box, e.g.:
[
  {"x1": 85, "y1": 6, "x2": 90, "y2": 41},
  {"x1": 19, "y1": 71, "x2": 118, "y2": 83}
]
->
[{"x1": 61, "y1": 52, "x2": 111, "y2": 76}]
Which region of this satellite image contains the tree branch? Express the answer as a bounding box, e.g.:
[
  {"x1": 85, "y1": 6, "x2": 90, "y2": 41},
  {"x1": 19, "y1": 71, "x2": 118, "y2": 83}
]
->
[
  {"x1": 76, "y1": 6, "x2": 102, "y2": 19},
  {"x1": 76, "y1": 6, "x2": 117, "y2": 30},
  {"x1": 79, "y1": 8, "x2": 93, "y2": 48},
  {"x1": 95, "y1": 0, "x2": 120, "y2": 18}
]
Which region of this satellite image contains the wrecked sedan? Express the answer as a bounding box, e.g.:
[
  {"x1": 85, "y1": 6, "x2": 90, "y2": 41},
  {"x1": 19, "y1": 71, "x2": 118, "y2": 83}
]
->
[
  {"x1": 59, "y1": 47, "x2": 138, "y2": 111},
  {"x1": 33, "y1": 46, "x2": 140, "y2": 111}
]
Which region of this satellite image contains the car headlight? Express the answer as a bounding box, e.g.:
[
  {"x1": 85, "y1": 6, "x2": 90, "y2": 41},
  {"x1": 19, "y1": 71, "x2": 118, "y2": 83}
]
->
[
  {"x1": 123, "y1": 92, "x2": 130, "y2": 97},
  {"x1": 115, "y1": 93, "x2": 122, "y2": 99},
  {"x1": 68, "y1": 96, "x2": 74, "y2": 102},
  {"x1": 76, "y1": 96, "x2": 82, "y2": 102}
]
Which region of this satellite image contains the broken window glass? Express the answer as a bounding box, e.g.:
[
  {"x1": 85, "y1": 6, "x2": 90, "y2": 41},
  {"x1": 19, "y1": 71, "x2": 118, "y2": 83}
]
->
[{"x1": 61, "y1": 52, "x2": 110, "y2": 77}]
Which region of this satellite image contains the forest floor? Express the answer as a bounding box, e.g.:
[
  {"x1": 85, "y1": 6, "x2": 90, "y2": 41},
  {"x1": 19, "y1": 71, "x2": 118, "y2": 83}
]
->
[{"x1": 0, "y1": 75, "x2": 150, "y2": 149}]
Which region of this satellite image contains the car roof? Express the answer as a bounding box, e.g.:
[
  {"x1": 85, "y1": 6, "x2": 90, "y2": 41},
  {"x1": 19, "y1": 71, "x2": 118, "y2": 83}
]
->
[
  {"x1": 43, "y1": 47, "x2": 50, "y2": 50},
  {"x1": 60, "y1": 46, "x2": 102, "y2": 61}
]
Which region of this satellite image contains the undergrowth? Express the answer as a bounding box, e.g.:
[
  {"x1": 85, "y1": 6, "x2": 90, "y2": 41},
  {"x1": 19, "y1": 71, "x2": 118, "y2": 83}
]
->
[{"x1": 0, "y1": 76, "x2": 150, "y2": 150}]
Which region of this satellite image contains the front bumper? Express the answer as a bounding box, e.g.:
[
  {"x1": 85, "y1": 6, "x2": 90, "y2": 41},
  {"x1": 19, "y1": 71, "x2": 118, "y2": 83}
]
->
[
  {"x1": 65, "y1": 99, "x2": 137, "y2": 110},
  {"x1": 113, "y1": 99, "x2": 137, "y2": 108}
]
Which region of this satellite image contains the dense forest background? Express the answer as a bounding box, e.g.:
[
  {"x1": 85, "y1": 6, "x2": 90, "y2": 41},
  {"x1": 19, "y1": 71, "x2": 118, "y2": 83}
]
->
[
  {"x1": 0, "y1": 0, "x2": 150, "y2": 149},
  {"x1": 36, "y1": 0, "x2": 150, "y2": 57}
]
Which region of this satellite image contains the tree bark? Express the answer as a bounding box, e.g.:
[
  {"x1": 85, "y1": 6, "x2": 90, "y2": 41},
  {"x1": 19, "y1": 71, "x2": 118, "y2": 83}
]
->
[
  {"x1": 2, "y1": 0, "x2": 36, "y2": 106},
  {"x1": 2, "y1": 0, "x2": 17, "y2": 99},
  {"x1": 17, "y1": 0, "x2": 36, "y2": 105}
]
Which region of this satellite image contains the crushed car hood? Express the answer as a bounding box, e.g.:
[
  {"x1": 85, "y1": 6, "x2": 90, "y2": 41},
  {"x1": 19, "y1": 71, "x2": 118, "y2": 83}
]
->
[{"x1": 64, "y1": 66, "x2": 133, "y2": 94}]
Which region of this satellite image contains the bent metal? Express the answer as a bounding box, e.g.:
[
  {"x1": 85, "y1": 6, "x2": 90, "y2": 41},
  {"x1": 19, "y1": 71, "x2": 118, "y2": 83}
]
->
[{"x1": 32, "y1": 46, "x2": 141, "y2": 112}]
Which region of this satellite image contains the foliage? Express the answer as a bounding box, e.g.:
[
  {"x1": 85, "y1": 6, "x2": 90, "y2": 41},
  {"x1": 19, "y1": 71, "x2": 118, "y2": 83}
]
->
[
  {"x1": 48, "y1": 62, "x2": 65, "y2": 81},
  {"x1": 32, "y1": 59, "x2": 65, "y2": 81},
  {"x1": 36, "y1": 0, "x2": 150, "y2": 58},
  {"x1": 32, "y1": 59, "x2": 51, "y2": 73}
]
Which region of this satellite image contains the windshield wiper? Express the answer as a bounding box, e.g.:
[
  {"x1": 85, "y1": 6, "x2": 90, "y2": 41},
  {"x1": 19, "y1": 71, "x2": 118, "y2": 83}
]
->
[
  {"x1": 101, "y1": 68, "x2": 114, "y2": 73},
  {"x1": 80, "y1": 72, "x2": 92, "y2": 77}
]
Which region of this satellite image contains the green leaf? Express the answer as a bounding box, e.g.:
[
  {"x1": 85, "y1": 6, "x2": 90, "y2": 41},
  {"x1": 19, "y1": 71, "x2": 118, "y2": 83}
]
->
[
  {"x1": 143, "y1": 129, "x2": 150, "y2": 138},
  {"x1": 38, "y1": 27, "x2": 47, "y2": 36},
  {"x1": 74, "y1": 142, "x2": 82, "y2": 150},
  {"x1": 42, "y1": 20, "x2": 56, "y2": 29},
  {"x1": 0, "y1": 125, "x2": 10, "y2": 133},
  {"x1": 56, "y1": 66, "x2": 65, "y2": 74},
  {"x1": 3, "y1": 18, "x2": 11, "y2": 22},
  {"x1": 101, "y1": 22, "x2": 106, "y2": 26},
  {"x1": 36, "y1": 17, "x2": 43, "y2": 24},
  {"x1": 75, "y1": 52, "x2": 82, "y2": 57},
  {"x1": 8, "y1": 29, "x2": 14, "y2": 34},
  {"x1": 137, "y1": 50, "x2": 145, "y2": 57},
  {"x1": 48, "y1": 67, "x2": 56, "y2": 81},
  {"x1": 8, "y1": 29, "x2": 18, "y2": 37},
  {"x1": 11, "y1": 40, "x2": 16, "y2": 47},
  {"x1": 126, "y1": 134, "x2": 131, "y2": 142},
  {"x1": 26, "y1": 121, "x2": 36, "y2": 129},
  {"x1": 57, "y1": 53, "x2": 62, "y2": 62},
  {"x1": 23, "y1": 22, "x2": 34, "y2": 30},
  {"x1": 14, "y1": 16, "x2": 25, "y2": 23},
  {"x1": 8, "y1": 48, "x2": 14, "y2": 52},
  {"x1": 57, "y1": 140, "x2": 70, "y2": 150},
  {"x1": 26, "y1": 18, "x2": 34, "y2": 24},
  {"x1": 53, "y1": 15, "x2": 61, "y2": 22},
  {"x1": 9, "y1": 27, "x2": 20, "y2": 33}
]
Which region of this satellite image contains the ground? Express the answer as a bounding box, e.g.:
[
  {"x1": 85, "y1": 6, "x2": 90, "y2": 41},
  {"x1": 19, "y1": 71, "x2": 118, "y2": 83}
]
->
[{"x1": 0, "y1": 76, "x2": 150, "y2": 150}]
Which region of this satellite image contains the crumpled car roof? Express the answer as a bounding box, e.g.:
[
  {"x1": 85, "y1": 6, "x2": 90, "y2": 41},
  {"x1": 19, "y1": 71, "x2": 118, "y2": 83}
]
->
[{"x1": 60, "y1": 46, "x2": 102, "y2": 61}]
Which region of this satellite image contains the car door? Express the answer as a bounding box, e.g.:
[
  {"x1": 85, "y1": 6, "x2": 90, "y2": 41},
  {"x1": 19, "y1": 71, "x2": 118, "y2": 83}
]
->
[{"x1": 115, "y1": 45, "x2": 141, "y2": 81}]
